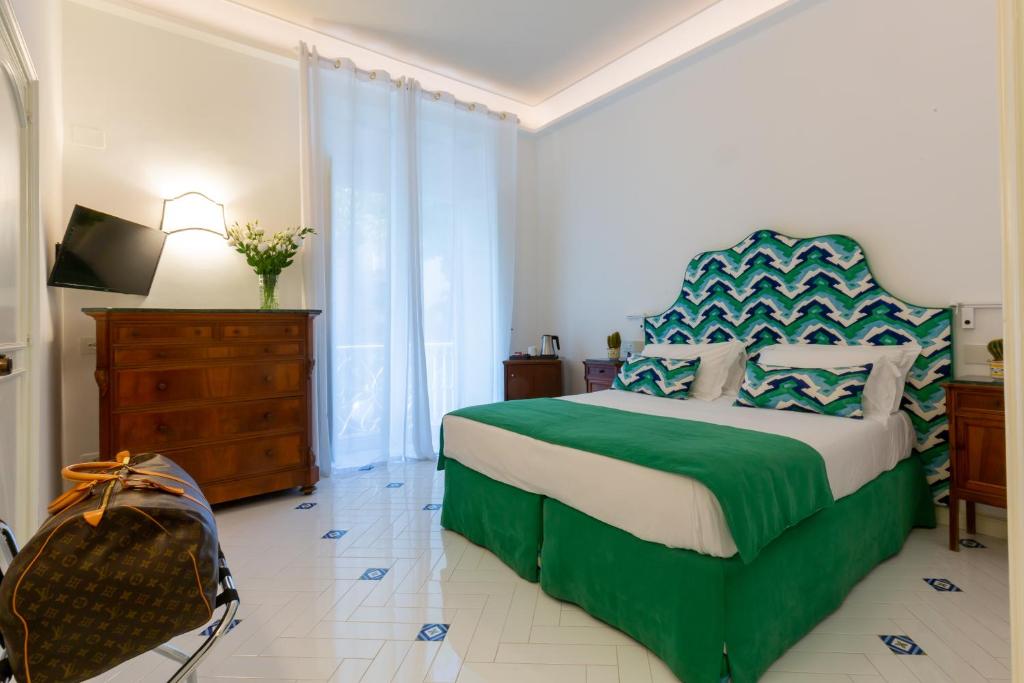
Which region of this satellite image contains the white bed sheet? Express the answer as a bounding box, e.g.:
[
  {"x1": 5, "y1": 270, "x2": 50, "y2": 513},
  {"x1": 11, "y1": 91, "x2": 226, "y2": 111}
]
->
[{"x1": 441, "y1": 390, "x2": 915, "y2": 558}]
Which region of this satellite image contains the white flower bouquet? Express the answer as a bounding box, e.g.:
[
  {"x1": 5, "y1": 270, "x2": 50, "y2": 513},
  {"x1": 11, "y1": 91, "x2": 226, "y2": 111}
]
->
[{"x1": 226, "y1": 221, "x2": 316, "y2": 309}]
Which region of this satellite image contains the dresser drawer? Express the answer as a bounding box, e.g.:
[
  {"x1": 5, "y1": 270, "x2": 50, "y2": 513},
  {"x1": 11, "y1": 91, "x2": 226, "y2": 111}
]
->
[
  {"x1": 116, "y1": 397, "x2": 305, "y2": 450},
  {"x1": 162, "y1": 433, "x2": 306, "y2": 485},
  {"x1": 114, "y1": 346, "x2": 211, "y2": 365},
  {"x1": 207, "y1": 342, "x2": 303, "y2": 360},
  {"x1": 115, "y1": 324, "x2": 213, "y2": 344},
  {"x1": 956, "y1": 389, "x2": 1004, "y2": 414},
  {"x1": 114, "y1": 342, "x2": 303, "y2": 366},
  {"x1": 114, "y1": 362, "x2": 304, "y2": 408},
  {"x1": 220, "y1": 323, "x2": 301, "y2": 340}
]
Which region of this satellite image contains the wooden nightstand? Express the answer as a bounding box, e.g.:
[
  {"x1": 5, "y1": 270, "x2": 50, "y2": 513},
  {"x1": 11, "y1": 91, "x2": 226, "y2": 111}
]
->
[
  {"x1": 944, "y1": 377, "x2": 1006, "y2": 551},
  {"x1": 583, "y1": 358, "x2": 625, "y2": 392},
  {"x1": 503, "y1": 359, "x2": 562, "y2": 400}
]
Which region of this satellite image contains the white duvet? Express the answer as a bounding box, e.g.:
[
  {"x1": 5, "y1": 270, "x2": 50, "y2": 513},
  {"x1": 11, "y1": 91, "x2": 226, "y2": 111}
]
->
[{"x1": 441, "y1": 390, "x2": 915, "y2": 558}]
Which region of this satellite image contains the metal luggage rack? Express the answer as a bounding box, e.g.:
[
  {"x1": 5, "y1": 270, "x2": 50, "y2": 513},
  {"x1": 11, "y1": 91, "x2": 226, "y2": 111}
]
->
[{"x1": 0, "y1": 519, "x2": 240, "y2": 683}]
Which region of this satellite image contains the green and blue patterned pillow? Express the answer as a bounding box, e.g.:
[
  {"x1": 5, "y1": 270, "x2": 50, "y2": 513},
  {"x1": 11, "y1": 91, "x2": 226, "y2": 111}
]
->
[
  {"x1": 612, "y1": 356, "x2": 701, "y2": 399},
  {"x1": 734, "y1": 361, "x2": 872, "y2": 419}
]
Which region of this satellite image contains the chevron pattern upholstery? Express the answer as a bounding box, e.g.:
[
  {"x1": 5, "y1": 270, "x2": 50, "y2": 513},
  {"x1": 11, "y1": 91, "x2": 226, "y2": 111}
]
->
[
  {"x1": 612, "y1": 356, "x2": 701, "y2": 399},
  {"x1": 735, "y1": 361, "x2": 873, "y2": 419},
  {"x1": 644, "y1": 230, "x2": 953, "y2": 503}
]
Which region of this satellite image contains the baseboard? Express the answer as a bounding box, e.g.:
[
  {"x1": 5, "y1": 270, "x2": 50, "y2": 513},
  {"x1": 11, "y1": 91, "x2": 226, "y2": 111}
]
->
[{"x1": 934, "y1": 504, "x2": 1008, "y2": 539}]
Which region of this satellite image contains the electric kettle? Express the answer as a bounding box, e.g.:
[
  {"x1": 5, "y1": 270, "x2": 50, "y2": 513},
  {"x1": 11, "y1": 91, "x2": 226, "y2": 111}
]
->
[{"x1": 539, "y1": 334, "x2": 560, "y2": 358}]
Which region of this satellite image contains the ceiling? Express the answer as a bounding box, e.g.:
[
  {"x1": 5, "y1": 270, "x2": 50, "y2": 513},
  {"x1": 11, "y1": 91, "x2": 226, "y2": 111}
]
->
[
  {"x1": 113, "y1": 0, "x2": 790, "y2": 129},
  {"x1": 226, "y1": 0, "x2": 721, "y2": 105}
]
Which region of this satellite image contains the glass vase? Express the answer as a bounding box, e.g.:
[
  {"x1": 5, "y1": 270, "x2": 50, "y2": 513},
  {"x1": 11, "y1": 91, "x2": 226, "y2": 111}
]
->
[{"x1": 257, "y1": 273, "x2": 279, "y2": 310}]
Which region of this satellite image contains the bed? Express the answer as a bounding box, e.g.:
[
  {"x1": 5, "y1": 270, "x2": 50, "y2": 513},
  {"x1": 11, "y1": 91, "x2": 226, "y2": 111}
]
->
[{"x1": 438, "y1": 230, "x2": 953, "y2": 683}]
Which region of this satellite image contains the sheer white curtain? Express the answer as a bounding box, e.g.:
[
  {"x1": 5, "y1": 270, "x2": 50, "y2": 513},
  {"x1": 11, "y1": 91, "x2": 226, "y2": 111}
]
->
[{"x1": 300, "y1": 44, "x2": 518, "y2": 471}]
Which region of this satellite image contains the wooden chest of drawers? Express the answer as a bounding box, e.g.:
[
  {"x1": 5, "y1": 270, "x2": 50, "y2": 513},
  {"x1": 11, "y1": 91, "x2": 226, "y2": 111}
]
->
[{"x1": 85, "y1": 308, "x2": 321, "y2": 504}]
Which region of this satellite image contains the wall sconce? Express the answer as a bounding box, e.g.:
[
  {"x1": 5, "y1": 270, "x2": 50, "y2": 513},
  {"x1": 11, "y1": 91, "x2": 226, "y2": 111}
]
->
[{"x1": 160, "y1": 191, "x2": 227, "y2": 237}]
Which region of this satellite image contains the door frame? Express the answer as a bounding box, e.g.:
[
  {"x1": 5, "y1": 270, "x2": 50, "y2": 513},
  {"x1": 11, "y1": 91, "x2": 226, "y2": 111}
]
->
[
  {"x1": 998, "y1": 1, "x2": 1023, "y2": 680},
  {"x1": 0, "y1": 0, "x2": 41, "y2": 539}
]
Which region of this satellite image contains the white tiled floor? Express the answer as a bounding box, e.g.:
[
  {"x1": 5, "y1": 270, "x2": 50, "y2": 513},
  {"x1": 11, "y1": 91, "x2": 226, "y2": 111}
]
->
[{"x1": 89, "y1": 461, "x2": 1012, "y2": 682}]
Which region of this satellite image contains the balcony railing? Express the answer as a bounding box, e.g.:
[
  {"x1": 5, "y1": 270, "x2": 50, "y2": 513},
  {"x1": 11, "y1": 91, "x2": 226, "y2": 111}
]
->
[{"x1": 332, "y1": 341, "x2": 455, "y2": 456}]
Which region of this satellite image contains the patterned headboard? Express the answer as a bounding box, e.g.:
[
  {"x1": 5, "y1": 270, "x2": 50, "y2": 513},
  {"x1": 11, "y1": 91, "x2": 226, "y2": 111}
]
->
[{"x1": 644, "y1": 229, "x2": 953, "y2": 503}]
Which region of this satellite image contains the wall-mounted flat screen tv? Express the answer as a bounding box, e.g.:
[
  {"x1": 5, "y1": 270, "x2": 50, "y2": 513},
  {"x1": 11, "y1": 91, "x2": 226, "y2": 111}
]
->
[{"x1": 47, "y1": 205, "x2": 166, "y2": 295}]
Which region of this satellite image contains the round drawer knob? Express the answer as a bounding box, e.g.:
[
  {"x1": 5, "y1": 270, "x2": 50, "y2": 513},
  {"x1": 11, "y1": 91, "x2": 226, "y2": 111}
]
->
[
  {"x1": 510, "y1": 373, "x2": 516, "y2": 378},
  {"x1": 156, "y1": 381, "x2": 168, "y2": 391},
  {"x1": 265, "y1": 449, "x2": 274, "y2": 457},
  {"x1": 156, "y1": 424, "x2": 169, "y2": 433},
  {"x1": 264, "y1": 375, "x2": 273, "y2": 383},
  {"x1": 263, "y1": 411, "x2": 273, "y2": 420},
  {"x1": 156, "y1": 351, "x2": 167, "y2": 359},
  {"x1": 264, "y1": 347, "x2": 272, "y2": 354}
]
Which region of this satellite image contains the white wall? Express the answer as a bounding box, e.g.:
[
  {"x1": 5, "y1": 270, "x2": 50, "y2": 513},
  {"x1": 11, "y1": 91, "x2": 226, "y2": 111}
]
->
[
  {"x1": 60, "y1": 1, "x2": 302, "y2": 463},
  {"x1": 11, "y1": 0, "x2": 64, "y2": 516},
  {"x1": 526, "y1": 0, "x2": 1003, "y2": 394}
]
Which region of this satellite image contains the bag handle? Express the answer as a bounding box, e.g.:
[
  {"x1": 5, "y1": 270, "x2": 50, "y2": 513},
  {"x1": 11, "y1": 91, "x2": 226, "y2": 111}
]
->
[
  {"x1": 49, "y1": 451, "x2": 212, "y2": 520},
  {"x1": 61, "y1": 451, "x2": 132, "y2": 483}
]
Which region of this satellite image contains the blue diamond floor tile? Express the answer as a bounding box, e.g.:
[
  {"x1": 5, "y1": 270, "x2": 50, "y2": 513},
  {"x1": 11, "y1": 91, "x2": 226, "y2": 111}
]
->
[
  {"x1": 322, "y1": 529, "x2": 348, "y2": 539},
  {"x1": 295, "y1": 502, "x2": 317, "y2": 510},
  {"x1": 200, "y1": 618, "x2": 241, "y2": 636},
  {"x1": 960, "y1": 538, "x2": 986, "y2": 549},
  {"x1": 423, "y1": 503, "x2": 442, "y2": 510},
  {"x1": 360, "y1": 567, "x2": 390, "y2": 581},
  {"x1": 385, "y1": 482, "x2": 404, "y2": 488},
  {"x1": 924, "y1": 577, "x2": 962, "y2": 592},
  {"x1": 417, "y1": 623, "x2": 450, "y2": 641},
  {"x1": 879, "y1": 635, "x2": 925, "y2": 655}
]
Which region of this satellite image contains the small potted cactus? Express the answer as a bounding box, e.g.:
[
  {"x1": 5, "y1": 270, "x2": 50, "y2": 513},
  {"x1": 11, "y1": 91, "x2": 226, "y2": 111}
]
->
[
  {"x1": 987, "y1": 338, "x2": 1004, "y2": 379},
  {"x1": 607, "y1": 331, "x2": 622, "y2": 360}
]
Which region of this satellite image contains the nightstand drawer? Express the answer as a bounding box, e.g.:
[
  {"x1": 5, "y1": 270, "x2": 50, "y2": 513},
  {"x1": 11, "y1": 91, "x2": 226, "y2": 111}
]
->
[
  {"x1": 585, "y1": 365, "x2": 616, "y2": 380},
  {"x1": 956, "y1": 389, "x2": 1004, "y2": 414}
]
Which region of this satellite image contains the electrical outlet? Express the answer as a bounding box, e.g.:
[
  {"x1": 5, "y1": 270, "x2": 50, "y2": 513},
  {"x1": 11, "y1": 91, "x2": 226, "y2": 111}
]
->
[
  {"x1": 80, "y1": 337, "x2": 96, "y2": 355},
  {"x1": 960, "y1": 306, "x2": 976, "y2": 329}
]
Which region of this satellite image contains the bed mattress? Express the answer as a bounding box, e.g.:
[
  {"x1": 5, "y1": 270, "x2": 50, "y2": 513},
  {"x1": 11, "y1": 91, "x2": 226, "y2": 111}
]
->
[{"x1": 441, "y1": 390, "x2": 915, "y2": 558}]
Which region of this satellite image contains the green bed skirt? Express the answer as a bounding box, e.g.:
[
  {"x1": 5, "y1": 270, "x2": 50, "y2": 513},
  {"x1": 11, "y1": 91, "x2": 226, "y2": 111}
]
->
[
  {"x1": 440, "y1": 459, "x2": 543, "y2": 581},
  {"x1": 441, "y1": 456, "x2": 936, "y2": 682}
]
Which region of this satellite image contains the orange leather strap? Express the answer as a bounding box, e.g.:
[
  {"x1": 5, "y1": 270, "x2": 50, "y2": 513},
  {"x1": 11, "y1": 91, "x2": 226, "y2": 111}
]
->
[{"x1": 48, "y1": 451, "x2": 210, "y2": 521}]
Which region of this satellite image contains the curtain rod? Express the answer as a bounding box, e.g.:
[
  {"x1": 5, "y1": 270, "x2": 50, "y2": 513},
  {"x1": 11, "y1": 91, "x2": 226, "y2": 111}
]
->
[{"x1": 301, "y1": 46, "x2": 519, "y2": 124}]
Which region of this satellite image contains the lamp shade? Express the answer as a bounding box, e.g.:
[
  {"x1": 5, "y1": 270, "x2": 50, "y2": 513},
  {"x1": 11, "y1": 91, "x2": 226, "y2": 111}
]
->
[{"x1": 160, "y1": 191, "x2": 226, "y2": 236}]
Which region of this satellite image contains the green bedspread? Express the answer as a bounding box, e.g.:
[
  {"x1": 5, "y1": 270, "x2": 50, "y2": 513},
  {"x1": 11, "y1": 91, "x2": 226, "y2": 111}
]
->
[{"x1": 439, "y1": 398, "x2": 834, "y2": 563}]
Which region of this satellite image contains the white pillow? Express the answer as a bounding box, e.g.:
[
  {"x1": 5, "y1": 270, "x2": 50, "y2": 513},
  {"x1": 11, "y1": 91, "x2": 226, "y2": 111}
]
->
[
  {"x1": 642, "y1": 341, "x2": 746, "y2": 401},
  {"x1": 757, "y1": 343, "x2": 921, "y2": 417}
]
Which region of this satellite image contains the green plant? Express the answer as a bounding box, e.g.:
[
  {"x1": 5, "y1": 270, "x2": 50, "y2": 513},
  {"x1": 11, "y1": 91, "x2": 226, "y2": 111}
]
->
[
  {"x1": 226, "y1": 221, "x2": 316, "y2": 275},
  {"x1": 987, "y1": 338, "x2": 1004, "y2": 362},
  {"x1": 607, "y1": 331, "x2": 621, "y2": 349}
]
